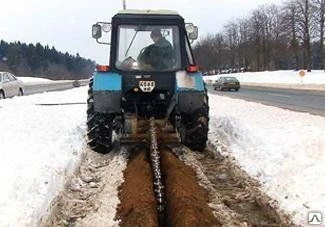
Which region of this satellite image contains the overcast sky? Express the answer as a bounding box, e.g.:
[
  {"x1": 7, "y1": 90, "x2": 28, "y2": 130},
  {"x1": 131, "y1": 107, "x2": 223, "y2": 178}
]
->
[{"x1": 1, "y1": 0, "x2": 284, "y2": 64}]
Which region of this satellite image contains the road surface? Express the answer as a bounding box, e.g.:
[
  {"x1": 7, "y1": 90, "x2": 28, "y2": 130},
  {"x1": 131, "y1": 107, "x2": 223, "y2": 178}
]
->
[{"x1": 209, "y1": 85, "x2": 325, "y2": 117}]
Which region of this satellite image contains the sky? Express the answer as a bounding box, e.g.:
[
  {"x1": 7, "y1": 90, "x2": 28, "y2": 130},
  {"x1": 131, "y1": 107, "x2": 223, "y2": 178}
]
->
[
  {"x1": 0, "y1": 70, "x2": 324, "y2": 225},
  {"x1": 0, "y1": 0, "x2": 284, "y2": 64}
]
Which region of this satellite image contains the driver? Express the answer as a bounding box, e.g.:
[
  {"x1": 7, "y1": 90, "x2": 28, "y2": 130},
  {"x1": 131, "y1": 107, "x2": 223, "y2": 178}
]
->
[{"x1": 138, "y1": 28, "x2": 175, "y2": 70}]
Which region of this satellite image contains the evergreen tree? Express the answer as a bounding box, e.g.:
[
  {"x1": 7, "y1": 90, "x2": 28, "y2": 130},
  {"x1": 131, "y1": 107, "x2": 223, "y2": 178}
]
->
[{"x1": 0, "y1": 40, "x2": 95, "y2": 79}]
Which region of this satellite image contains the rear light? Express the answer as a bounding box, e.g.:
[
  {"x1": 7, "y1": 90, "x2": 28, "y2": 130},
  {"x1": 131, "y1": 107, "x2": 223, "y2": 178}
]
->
[
  {"x1": 186, "y1": 64, "x2": 199, "y2": 73},
  {"x1": 96, "y1": 65, "x2": 110, "y2": 72}
]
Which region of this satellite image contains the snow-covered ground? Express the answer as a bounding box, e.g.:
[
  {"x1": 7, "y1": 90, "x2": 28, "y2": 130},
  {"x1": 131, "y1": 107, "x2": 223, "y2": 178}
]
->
[
  {"x1": 208, "y1": 95, "x2": 325, "y2": 225},
  {"x1": 17, "y1": 77, "x2": 53, "y2": 83},
  {"x1": 0, "y1": 88, "x2": 88, "y2": 226},
  {"x1": 0, "y1": 71, "x2": 324, "y2": 226}
]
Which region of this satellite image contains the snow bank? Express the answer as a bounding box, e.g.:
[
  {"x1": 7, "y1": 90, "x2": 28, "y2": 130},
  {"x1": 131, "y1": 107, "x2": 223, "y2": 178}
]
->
[
  {"x1": 208, "y1": 94, "x2": 325, "y2": 225},
  {"x1": 17, "y1": 77, "x2": 53, "y2": 83},
  {"x1": 0, "y1": 87, "x2": 88, "y2": 226}
]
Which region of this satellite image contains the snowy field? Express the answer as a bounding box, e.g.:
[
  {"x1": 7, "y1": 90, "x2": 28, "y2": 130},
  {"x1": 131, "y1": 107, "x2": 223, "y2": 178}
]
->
[{"x1": 0, "y1": 71, "x2": 324, "y2": 226}]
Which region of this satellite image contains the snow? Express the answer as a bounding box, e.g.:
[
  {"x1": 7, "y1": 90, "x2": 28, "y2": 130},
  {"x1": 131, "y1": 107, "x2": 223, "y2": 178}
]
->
[
  {"x1": 0, "y1": 71, "x2": 324, "y2": 226},
  {"x1": 73, "y1": 149, "x2": 127, "y2": 227},
  {"x1": 0, "y1": 88, "x2": 88, "y2": 226},
  {"x1": 205, "y1": 70, "x2": 325, "y2": 225},
  {"x1": 17, "y1": 77, "x2": 53, "y2": 83},
  {"x1": 208, "y1": 95, "x2": 325, "y2": 225}
]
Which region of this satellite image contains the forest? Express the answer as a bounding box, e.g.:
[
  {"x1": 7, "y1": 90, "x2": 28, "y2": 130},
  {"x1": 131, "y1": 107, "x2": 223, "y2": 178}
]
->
[
  {"x1": 0, "y1": 40, "x2": 95, "y2": 80},
  {"x1": 193, "y1": 0, "x2": 325, "y2": 73}
]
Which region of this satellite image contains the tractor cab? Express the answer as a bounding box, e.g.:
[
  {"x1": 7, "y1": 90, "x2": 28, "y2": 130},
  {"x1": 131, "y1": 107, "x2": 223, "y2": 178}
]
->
[{"x1": 92, "y1": 10, "x2": 198, "y2": 73}]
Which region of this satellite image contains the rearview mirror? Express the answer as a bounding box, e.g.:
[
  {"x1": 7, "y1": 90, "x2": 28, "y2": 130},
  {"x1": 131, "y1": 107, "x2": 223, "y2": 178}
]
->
[
  {"x1": 186, "y1": 24, "x2": 198, "y2": 41},
  {"x1": 92, "y1": 24, "x2": 102, "y2": 39}
]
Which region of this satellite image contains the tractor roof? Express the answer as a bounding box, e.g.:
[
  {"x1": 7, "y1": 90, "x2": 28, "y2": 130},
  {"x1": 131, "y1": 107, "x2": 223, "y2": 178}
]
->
[
  {"x1": 117, "y1": 9, "x2": 179, "y2": 16},
  {"x1": 113, "y1": 9, "x2": 184, "y2": 23}
]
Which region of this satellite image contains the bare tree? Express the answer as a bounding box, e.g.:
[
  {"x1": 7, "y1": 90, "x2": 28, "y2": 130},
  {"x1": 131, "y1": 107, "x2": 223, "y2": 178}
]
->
[
  {"x1": 282, "y1": 0, "x2": 301, "y2": 69},
  {"x1": 295, "y1": 0, "x2": 314, "y2": 71},
  {"x1": 193, "y1": 0, "x2": 325, "y2": 72},
  {"x1": 311, "y1": 0, "x2": 325, "y2": 69},
  {"x1": 224, "y1": 22, "x2": 240, "y2": 70},
  {"x1": 193, "y1": 33, "x2": 227, "y2": 72},
  {"x1": 248, "y1": 8, "x2": 265, "y2": 71},
  {"x1": 238, "y1": 19, "x2": 250, "y2": 70}
]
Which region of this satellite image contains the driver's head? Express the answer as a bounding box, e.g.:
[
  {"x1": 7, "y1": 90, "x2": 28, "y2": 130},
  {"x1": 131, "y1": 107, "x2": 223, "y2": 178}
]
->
[{"x1": 150, "y1": 28, "x2": 162, "y2": 43}]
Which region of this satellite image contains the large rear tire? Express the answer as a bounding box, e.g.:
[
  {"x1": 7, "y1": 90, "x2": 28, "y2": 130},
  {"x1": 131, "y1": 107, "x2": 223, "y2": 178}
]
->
[
  {"x1": 0, "y1": 90, "x2": 5, "y2": 99},
  {"x1": 179, "y1": 86, "x2": 209, "y2": 151},
  {"x1": 180, "y1": 107, "x2": 209, "y2": 151},
  {"x1": 87, "y1": 79, "x2": 114, "y2": 153},
  {"x1": 180, "y1": 83, "x2": 209, "y2": 151}
]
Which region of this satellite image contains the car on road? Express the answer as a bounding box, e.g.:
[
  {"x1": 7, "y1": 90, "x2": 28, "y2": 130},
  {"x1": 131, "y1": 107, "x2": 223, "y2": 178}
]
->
[
  {"x1": 0, "y1": 72, "x2": 24, "y2": 99},
  {"x1": 213, "y1": 76, "x2": 240, "y2": 91}
]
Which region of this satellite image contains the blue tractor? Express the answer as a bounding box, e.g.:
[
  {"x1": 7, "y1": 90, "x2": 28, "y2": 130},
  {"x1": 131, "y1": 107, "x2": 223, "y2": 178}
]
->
[{"x1": 88, "y1": 10, "x2": 209, "y2": 152}]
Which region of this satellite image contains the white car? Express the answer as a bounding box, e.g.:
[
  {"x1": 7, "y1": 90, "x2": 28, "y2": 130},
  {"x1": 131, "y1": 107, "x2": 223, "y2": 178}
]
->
[{"x1": 0, "y1": 72, "x2": 24, "y2": 99}]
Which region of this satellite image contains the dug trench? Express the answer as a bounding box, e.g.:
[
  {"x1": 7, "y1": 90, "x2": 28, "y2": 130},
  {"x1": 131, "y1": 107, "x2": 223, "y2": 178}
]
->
[
  {"x1": 116, "y1": 146, "x2": 218, "y2": 227},
  {"x1": 39, "y1": 141, "x2": 293, "y2": 226},
  {"x1": 117, "y1": 143, "x2": 294, "y2": 227}
]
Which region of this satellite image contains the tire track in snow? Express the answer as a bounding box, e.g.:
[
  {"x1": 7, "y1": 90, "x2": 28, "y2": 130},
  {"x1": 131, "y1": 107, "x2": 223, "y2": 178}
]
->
[
  {"x1": 176, "y1": 146, "x2": 294, "y2": 226},
  {"x1": 40, "y1": 147, "x2": 127, "y2": 227}
]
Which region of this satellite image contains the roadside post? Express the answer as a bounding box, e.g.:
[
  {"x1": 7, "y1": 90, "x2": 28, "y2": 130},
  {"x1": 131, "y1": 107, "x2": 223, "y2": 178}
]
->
[{"x1": 299, "y1": 70, "x2": 306, "y2": 83}]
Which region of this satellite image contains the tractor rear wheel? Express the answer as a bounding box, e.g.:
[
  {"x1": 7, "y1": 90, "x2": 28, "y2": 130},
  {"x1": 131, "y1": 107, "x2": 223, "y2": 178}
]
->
[
  {"x1": 0, "y1": 90, "x2": 5, "y2": 99},
  {"x1": 180, "y1": 106, "x2": 209, "y2": 151},
  {"x1": 87, "y1": 79, "x2": 113, "y2": 153}
]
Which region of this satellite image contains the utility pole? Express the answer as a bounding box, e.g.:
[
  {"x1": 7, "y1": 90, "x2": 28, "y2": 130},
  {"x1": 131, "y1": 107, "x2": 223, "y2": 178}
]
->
[{"x1": 123, "y1": 0, "x2": 126, "y2": 10}]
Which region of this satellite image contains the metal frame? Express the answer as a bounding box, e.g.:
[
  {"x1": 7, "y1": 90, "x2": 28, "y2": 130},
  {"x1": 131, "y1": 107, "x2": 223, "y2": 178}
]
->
[{"x1": 94, "y1": 22, "x2": 112, "y2": 45}]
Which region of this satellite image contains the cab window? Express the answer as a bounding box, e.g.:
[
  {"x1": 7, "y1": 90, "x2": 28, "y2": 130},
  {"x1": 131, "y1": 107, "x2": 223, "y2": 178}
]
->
[{"x1": 115, "y1": 25, "x2": 181, "y2": 72}]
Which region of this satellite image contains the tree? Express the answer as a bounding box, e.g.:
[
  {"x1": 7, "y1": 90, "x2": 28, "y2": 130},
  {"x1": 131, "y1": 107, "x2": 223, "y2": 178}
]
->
[
  {"x1": 0, "y1": 40, "x2": 95, "y2": 79},
  {"x1": 294, "y1": 0, "x2": 314, "y2": 71},
  {"x1": 311, "y1": 0, "x2": 325, "y2": 69}
]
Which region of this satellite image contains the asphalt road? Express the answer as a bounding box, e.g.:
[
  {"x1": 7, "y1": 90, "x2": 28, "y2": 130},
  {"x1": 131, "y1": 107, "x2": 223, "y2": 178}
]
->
[{"x1": 208, "y1": 85, "x2": 325, "y2": 117}]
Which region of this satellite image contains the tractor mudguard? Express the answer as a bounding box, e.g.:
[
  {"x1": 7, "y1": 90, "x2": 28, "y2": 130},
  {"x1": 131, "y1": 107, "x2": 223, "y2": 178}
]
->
[
  {"x1": 92, "y1": 72, "x2": 122, "y2": 114},
  {"x1": 177, "y1": 92, "x2": 207, "y2": 113},
  {"x1": 175, "y1": 71, "x2": 207, "y2": 113}
]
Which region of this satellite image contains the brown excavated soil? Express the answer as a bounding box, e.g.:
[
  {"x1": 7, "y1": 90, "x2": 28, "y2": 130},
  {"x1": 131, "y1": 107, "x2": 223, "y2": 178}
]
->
[
  {"x1": 116, "y1": 146, "x2": 218, "y2": 227},
  {"x1": 116, "y1": 149, "x2": 158, "y2": 227},
  {"x1": 160, "y1": 148, "x2": 219, "y2": 227}
]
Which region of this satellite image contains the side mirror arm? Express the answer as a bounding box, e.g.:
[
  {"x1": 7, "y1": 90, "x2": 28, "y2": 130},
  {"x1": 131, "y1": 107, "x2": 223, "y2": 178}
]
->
[{"x1": 92, "y1": 22, "x2": 111, "y2": 45}]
